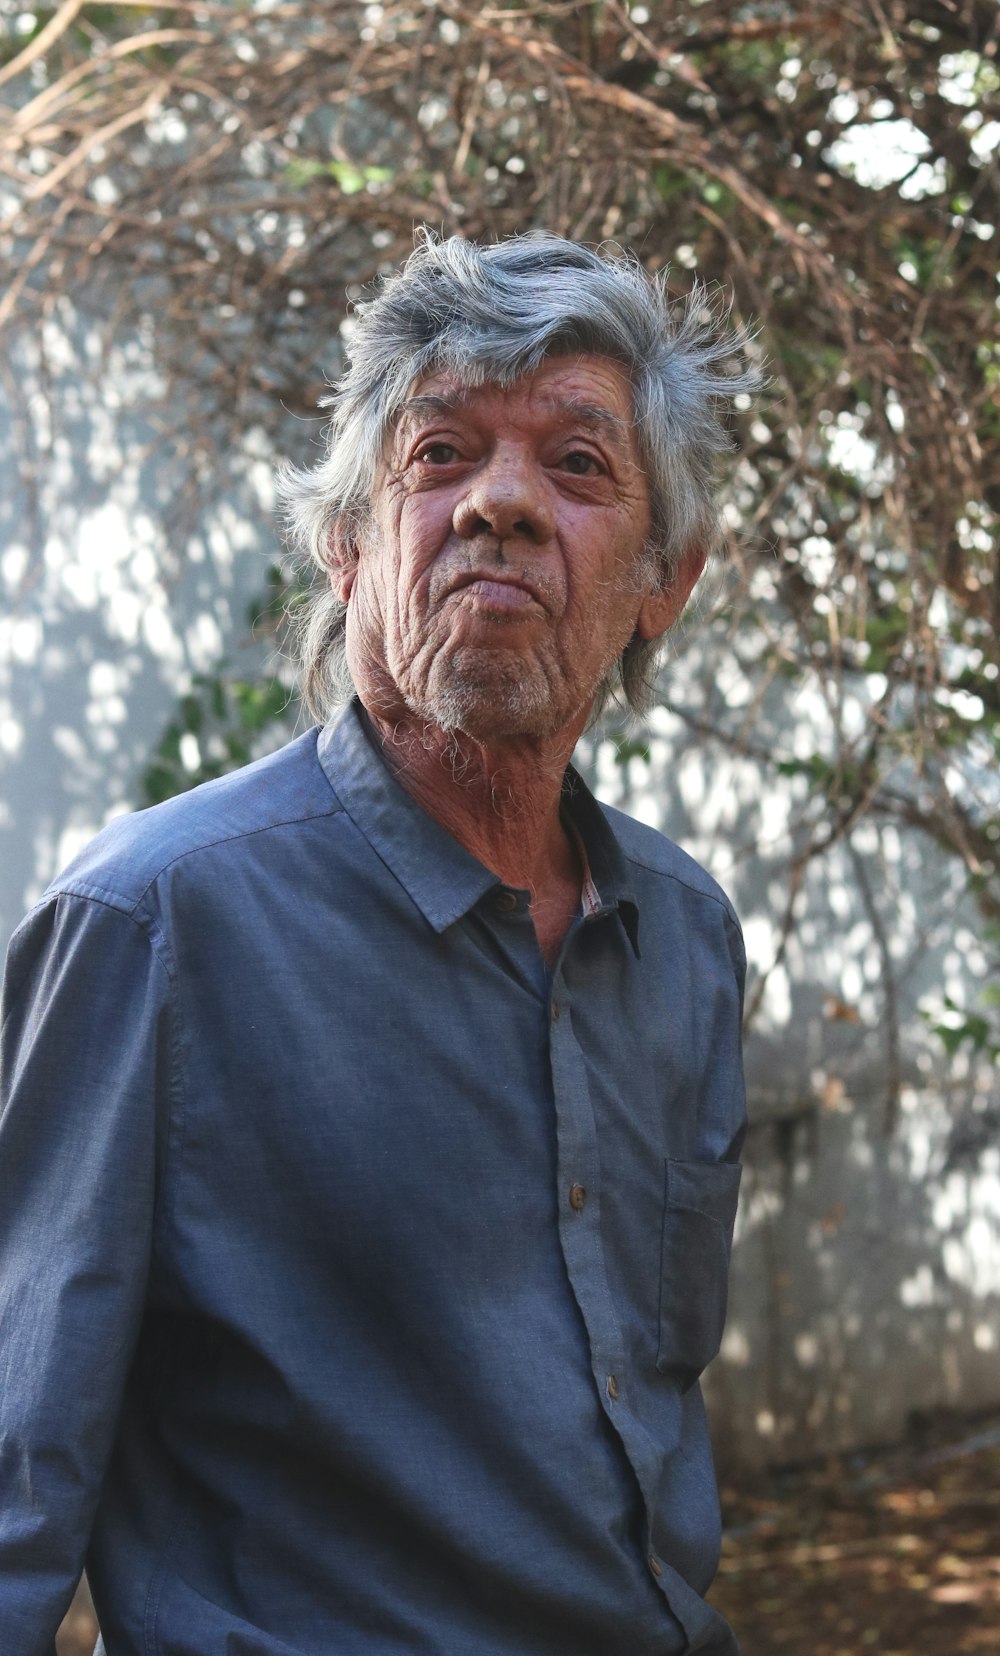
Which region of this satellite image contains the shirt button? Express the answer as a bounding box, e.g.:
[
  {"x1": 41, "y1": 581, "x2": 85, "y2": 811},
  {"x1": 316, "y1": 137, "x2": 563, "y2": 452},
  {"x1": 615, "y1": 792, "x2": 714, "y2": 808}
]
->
[
  {"x1": 569, "y1": 1183, "x2": 586, "y2": 1212},
  {"x1": 494, "y1": 888, "x2": 518, "y2": 912},
  {"x1": 551, "y1": 999, "x2": 560, "y2": 1023},
  {"x1": 606, "y1": 1374, "x2": 619, "y2": 1401},
  {"x1": 648, "y1": 1553, "x2": 663, "y2": 1579}
]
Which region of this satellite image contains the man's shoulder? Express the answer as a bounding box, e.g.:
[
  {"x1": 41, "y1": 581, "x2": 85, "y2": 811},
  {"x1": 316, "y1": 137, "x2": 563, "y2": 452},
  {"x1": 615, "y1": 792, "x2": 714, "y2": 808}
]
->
[
  {"x1": 599, "y1": 801, "x2": 739, "y2": 922},
  {"x1": 44, "y1": 729, "x2": 338, "y2": 917}
]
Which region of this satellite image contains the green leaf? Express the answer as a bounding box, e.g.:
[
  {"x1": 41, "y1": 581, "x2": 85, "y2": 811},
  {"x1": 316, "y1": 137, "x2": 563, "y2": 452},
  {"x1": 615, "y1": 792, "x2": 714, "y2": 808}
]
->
[
  {"x1": 615, "y1": 739, "x2": 651, "y2": 764},
  {"x1": 180, "y1": 694, "x2": 204, "y2": 734},
  {"x1": 157, "y1": 724, "x2": 183, "y2": 765},
  {"x1": 283, "y1": 159, "x2": 394, "y2": 194},
  {"x1": 653, "y1": 165, "x2": 686, "y2": 202},
  {"x1": 142, "y1": 763, "x2": 180, "y2": 805}
]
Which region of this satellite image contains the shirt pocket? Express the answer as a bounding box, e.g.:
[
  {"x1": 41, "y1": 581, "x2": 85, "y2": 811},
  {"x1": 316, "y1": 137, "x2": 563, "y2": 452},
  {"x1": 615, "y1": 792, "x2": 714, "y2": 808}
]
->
[{"x1": 655, "y1": 1158, "x2": 742, "y2": 1392}]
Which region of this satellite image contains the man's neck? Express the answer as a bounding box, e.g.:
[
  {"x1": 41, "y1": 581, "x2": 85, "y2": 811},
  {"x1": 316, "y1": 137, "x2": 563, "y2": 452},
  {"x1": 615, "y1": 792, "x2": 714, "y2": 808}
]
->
[{"x1": 363, "y1": 707, "x2": 587, "y2": 963}]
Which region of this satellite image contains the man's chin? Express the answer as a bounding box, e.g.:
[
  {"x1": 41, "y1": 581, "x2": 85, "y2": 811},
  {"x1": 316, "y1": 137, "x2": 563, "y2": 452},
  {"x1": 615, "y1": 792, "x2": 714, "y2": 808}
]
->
[
  {"x1": 420, "y1": 692, "x2": 553, "y2": 742},
  {"x1": 408, "y1": 658, "x2": 566, "y2": 742}
]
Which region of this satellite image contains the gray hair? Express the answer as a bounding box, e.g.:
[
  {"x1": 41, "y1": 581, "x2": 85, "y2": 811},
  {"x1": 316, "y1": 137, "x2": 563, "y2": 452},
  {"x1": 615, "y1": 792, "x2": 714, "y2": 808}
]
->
[{"x1": 277, "y1": 230, "x2": 757, "y2": 722}]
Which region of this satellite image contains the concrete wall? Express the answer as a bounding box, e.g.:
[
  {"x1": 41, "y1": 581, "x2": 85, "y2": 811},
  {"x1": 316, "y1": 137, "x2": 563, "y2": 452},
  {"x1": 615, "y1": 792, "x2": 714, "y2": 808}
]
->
[
  {"x1": 3, "y1": 331, "x2": 998, "y2": 1472},
  {"x1": 0, "y1": 322, "x2": 280, "y2": 943}
]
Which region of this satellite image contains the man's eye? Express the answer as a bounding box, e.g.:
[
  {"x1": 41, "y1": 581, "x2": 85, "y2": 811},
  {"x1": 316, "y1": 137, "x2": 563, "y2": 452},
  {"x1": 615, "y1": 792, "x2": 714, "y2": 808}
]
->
[
  {"x1": 559, "y1": 451, "x2": 601, "y2": 476},
  {"x1": 416, "y1": 442, "x2": 459, "y2": 465}
]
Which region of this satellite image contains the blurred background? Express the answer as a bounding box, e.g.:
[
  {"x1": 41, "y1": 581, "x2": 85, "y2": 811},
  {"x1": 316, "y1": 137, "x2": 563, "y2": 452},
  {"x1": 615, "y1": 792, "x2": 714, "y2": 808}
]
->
[{"x1": 1, "y1": 2, "x2": 998, "y2": 1651}]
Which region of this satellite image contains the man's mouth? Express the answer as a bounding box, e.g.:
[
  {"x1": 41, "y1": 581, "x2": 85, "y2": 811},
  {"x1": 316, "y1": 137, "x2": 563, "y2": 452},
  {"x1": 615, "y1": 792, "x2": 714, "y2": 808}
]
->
[{"x1": 446, "y1": 569, "x2": 548, "y2": 617}]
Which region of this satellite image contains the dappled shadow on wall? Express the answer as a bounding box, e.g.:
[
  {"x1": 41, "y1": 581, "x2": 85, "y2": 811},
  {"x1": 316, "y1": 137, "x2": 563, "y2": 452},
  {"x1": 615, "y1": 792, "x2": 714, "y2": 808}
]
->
[
  {"x1": 0, "y1": 324, "x2": 295, "y2": 950},
  {"x1": 710, "y1": 1094, "x2": 1000, "y2": 1473}
]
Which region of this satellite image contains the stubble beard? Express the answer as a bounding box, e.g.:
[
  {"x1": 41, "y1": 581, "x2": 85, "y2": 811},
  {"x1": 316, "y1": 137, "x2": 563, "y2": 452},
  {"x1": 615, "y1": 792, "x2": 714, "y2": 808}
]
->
[
  {"x1": 411, "y1": 638, "x2": 561, "y2": 740},
  {"x1": 406, "y1": 614, "x2": 632, "y2": 742}
]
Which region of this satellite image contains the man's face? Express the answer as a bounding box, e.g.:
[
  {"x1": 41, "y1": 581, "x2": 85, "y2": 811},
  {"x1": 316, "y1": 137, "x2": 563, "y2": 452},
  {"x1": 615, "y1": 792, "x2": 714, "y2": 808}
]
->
[{"x1": 336, "y1": 354, "x2": 691, "y2": 742}]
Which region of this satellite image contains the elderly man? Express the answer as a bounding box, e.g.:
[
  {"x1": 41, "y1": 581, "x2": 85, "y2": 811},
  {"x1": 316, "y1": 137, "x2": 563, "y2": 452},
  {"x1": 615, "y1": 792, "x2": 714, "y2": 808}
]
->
[{"x1": 0, "y1": 233, "x2": 750, "y2": 1656}]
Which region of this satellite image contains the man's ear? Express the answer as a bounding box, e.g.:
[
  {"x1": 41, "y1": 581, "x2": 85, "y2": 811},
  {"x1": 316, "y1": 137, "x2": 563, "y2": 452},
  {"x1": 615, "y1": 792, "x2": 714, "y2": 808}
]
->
[
  {"x1": 635, "y1": 543, "x2": 707, "y2": 642},
  {"x1": 325, "y1": 519, "x2": 360, "y2": 605}
]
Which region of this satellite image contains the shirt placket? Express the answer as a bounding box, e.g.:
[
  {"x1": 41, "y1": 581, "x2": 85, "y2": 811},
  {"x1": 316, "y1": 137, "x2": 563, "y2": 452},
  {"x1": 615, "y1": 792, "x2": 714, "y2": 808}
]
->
[
  {"x1": 548, "y1": 956, "x2": 625, "y2": 1417},
  {"x1": 549, "y1": 918, "x2": 707, "y2": 1640}
]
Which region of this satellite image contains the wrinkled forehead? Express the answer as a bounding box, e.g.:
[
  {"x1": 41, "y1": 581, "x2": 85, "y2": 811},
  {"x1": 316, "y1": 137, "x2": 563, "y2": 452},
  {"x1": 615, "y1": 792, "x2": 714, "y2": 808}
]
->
[{"x1": 391, "y1": 353, "x2": 640, "y2": 448}]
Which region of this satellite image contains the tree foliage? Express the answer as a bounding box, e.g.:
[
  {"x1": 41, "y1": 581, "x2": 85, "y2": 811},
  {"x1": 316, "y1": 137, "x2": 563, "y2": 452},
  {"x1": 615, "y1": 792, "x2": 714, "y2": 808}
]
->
[{"x1": 2, "y1": 0, "x2": 998, "y2": 1040}]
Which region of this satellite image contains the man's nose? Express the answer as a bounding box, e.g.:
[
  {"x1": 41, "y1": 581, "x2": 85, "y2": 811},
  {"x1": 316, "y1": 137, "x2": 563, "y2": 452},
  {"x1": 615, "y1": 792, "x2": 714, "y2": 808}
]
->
[{"x1": 452, "y1": 449, "x2": 555, "y2": 543}]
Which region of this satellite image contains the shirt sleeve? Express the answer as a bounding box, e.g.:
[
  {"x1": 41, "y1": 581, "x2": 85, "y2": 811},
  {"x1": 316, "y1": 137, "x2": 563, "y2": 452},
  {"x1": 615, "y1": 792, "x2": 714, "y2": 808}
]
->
[{"x1": 0, "y1": 891, "x2": 171, "y2": 1656}]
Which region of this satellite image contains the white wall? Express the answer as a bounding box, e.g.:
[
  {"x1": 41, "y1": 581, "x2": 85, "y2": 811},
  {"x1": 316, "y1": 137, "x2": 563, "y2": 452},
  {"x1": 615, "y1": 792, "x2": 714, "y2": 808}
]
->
[{"x1": 0, "y1": 321, "x2": 280, "y2": 942}]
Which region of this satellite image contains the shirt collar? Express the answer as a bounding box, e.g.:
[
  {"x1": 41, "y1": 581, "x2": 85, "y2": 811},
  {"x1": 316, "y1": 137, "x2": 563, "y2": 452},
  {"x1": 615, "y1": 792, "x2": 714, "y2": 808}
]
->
[
  {"x1": 317, "y1": 699, "x2": 639, "y2": 954},
  {"x1": 559, "y1": 765, "x2": 640, "y2": 956}
]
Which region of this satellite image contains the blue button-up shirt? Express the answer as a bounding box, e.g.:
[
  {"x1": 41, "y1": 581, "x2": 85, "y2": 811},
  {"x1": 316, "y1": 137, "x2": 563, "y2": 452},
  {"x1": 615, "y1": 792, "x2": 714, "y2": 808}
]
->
[{"x1": 0, "y1": 700, "x2": 746, "y2": 1656}]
